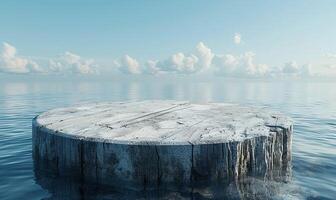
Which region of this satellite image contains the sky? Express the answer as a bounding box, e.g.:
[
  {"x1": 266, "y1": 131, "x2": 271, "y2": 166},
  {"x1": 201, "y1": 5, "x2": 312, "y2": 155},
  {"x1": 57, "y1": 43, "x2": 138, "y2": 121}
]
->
[{"x1": 1, "y1": 0, "x2": 336, "y2": 78}]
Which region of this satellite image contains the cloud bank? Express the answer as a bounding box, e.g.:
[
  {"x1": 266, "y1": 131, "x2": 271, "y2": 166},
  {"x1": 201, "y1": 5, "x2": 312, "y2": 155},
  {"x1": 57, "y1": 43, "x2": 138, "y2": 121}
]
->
[
  {"x1": 213, "y1": 52, "x2": 269, "y2": 77},
  {"x1": 1, "y1": 41, "x2": 335, "y2": 78},
  {"x1": 234, "y1": 33, "x2": 242, "y2": 45},
  {"x1": 0, "y1": 43, "x2": 97, "y2": 75},
  {"x1": 0, "y1": 43, "x2": 41, "y2": 73},
  {"x1": 115, "y1": 55, "x2": 141, "y2": 74},
  {"x1": 48, "y1": 52, "x2": 97, "y2": 74}
]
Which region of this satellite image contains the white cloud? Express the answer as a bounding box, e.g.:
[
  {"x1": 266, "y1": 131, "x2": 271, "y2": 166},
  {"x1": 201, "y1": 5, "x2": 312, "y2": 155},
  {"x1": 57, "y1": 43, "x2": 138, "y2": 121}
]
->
[
  {"x1": 117, "y1": 55, "x2": 141, "y2": 74},
  {"x1": 156, "y1": 52, "x2": 199, "y2": 73},
  {"x1": 282, "y1": 61, "x2": 300, "y2": 74},
  {"x1": 195, "y1": 42, "x2": 214, "y2": 71},
  {"x1": 48, "y1": 51, "x2": 97, "y2": 74},
  {"x1": 1, "y1": 40, "x2": 334, "y2": 78},
  {"x1": 0, "y1": 42, "x2": 42, "y2": 73},
  {"x1": 213, "y1": 52, "x2": 269, "y2": 77},
  {"x1": 318, "y1": 65, "x2": 336, "y2": 77},
  {"x1": 2, "y1": 43, "x2": 16, "y2": 59},
  {"x1": 279, "y1": 61, "x2": 314, "y2": 77},
  {"x1": 301, "y1": 64, "x2": 313, "y2": 76},
  {"x1": 234, "y1": 33, "x2": 242, "y2": 45},
  {"x1": 147, "y1": 43, "x2": 271, "y2": 77},
  {"x1": 149, "y1": 42, "x2": 213, "y2": 74},
  {"x1": 241, "y1": 52, "x2": 269, "y2": 75},
  {"x1": 321, "y1": 53, "x2": 336, "y2": 75},
  {"x1": 311, "y1": 54, "x2": 336, "y2": 78},
  {"x1": 144, "y1": 60, "x2": 159, "y2": 74},
  {"x1": 325, "y1": 53, "x2": 336, "y2": 59},
  {"x1": 212, "y1": 54, "x2": 239, "y2": 75},
  {"x1": 0, "y1": 43, "x2": 97, "y2": 75}
]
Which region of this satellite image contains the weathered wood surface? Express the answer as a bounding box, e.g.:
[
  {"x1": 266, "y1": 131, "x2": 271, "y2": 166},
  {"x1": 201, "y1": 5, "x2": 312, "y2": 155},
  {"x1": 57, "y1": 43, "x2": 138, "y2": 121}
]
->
[{"x1": 32, "y1": 101, "x2": 293, "y2": 190}]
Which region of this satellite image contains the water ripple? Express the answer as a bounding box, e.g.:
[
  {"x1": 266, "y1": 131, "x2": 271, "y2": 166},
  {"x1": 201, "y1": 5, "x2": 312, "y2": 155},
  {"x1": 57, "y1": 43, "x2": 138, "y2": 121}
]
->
[{"x1": 0, "y1": 80, "x2": 335, "y2": 199}]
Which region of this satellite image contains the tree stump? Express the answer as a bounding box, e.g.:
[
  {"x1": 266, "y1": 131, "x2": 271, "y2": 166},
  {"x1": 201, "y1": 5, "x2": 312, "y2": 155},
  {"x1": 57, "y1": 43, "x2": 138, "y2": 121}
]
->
[{"x1": 32, "y1": 101, "x2": 293, "y2": 190}]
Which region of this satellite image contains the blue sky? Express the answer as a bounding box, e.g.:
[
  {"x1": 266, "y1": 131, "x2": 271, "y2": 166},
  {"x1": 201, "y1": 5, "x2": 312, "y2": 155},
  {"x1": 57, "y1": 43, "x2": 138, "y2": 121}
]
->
[{"x1": 1, "y1": 0, "x2": 336, "y2": 77}]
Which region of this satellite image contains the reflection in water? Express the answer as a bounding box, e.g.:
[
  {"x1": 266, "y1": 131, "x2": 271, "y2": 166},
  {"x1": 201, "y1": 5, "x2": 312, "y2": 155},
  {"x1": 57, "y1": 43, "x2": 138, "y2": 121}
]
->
[
  {"x1": 2, "y1": 82, "x2": 29, "y2": 96},
  {"x1": 34, "y1": 159, "x2": 296, "y2": 199},
  {"x1": 1, "y1": 77, "x2": 336, "y2": 199}
]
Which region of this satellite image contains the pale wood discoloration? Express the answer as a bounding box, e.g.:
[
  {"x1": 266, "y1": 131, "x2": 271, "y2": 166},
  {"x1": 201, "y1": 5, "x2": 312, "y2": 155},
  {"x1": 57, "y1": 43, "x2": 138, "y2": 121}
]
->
[{"x1": 32, "y1": 101, "x2": 292, "y2": 190}]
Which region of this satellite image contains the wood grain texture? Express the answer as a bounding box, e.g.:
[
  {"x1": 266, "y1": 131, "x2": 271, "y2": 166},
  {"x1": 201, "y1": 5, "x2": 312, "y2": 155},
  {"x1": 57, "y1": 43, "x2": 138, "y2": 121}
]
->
[{"x1": 32, "y1": 101, "x2": 292, "y2": 190}]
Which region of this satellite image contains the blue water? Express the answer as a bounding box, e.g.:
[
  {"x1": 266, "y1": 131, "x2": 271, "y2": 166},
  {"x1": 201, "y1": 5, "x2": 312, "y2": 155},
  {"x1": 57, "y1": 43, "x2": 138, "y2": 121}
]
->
[{"x1": 0, "y1": 77, "x2": 335, "y2": 199}]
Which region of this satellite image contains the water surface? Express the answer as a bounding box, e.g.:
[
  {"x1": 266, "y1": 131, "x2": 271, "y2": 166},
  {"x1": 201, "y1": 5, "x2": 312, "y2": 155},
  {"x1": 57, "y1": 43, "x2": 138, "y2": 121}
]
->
[{"x1": 0, "y1": 77, "x2": 335, "y2": 199}]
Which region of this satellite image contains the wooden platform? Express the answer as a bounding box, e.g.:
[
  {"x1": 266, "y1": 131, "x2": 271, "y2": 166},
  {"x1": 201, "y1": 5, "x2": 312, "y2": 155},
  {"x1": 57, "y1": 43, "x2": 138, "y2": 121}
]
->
[{"x1": 32, "y1": 101, "x2": 293, "y2": 190}]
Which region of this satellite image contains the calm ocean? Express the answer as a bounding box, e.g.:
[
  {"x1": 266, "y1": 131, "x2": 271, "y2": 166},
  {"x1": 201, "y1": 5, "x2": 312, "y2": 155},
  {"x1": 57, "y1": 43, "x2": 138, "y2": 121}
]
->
[{"x1": 0, "y1": 77, "x2": 335, "y2": 199}]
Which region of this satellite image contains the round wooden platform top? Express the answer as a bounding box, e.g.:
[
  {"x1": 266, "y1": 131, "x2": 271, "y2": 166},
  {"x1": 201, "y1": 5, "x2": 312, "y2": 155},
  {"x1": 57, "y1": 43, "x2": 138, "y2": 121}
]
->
[{"x1": 34, "y1": 101, "x2": 292, "y2": 145}]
